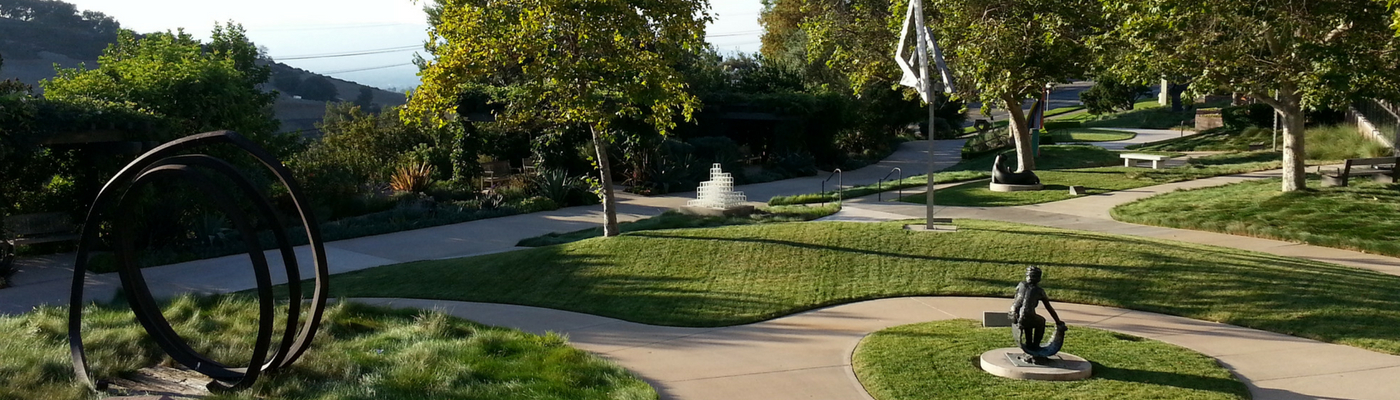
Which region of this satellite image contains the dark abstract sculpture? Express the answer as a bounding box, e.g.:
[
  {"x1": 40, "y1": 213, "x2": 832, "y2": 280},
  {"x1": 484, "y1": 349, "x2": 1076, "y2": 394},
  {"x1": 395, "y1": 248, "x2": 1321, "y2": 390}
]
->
[
  {"x1": 68, "y1": 131, "x2": 330, "y2": 392},
  {"x1": 1008, "y1": 266, "x2": 1066, "y2": 365},
  {"x1": 992, "y1": 154, "x2": 1041, "y2": 185}
]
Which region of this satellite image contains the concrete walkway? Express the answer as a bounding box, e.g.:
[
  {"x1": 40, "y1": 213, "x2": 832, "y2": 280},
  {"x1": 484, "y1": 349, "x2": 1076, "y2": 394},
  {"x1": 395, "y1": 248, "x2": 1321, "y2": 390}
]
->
[
  {"x1": 1090, "y1": 128, "x2": 1194, "y2": 151},
  {"x1": 834, "y1": 169, "x2": 1400, "y2": 279},
  {"x1": 357, "y1": 296, "x2": 1400, "y2": 400}
]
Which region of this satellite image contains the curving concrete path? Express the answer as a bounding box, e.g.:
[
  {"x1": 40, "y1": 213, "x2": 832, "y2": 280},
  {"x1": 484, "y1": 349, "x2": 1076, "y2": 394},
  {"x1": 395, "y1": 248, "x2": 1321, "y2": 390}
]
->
[
  {"x1": 354, "y1": 296, "x2": 1400, "y2": 400},
  {"x1": 1090, "y1": 128, "x2": 1196, "y2": 151}
]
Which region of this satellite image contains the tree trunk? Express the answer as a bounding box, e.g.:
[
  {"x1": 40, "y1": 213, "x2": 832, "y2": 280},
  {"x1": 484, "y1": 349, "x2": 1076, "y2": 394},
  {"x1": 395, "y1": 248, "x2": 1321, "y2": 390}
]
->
[
  {"x1": 1278, "y1": 89, "x2": 1306, "y2": 192},
  {"x1": 591, "y1": 126, "x2": 621, "y2": 237},
  {"x1": 1167, "y1": 82, "x2": 1189, "y2": 112},
  {"x1": 1002, "y1": 94, "x2": 1036, "y2": 172}
]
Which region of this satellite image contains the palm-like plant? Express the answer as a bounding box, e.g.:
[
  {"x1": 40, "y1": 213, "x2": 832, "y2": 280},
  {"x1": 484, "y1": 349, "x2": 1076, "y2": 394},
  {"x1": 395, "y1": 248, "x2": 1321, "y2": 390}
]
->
[{"x1": 390, "y1": 162, "x2": 435, "y2": 193}]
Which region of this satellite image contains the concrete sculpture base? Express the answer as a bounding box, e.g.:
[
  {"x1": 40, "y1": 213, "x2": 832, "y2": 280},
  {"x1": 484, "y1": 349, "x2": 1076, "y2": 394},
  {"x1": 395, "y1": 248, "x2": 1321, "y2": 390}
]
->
[
  {"x1": 677, "y1": 205, "x2": 755, "y2": 217},
  {"x1": 989, "y1": 183, "x2": 1044, "y2": 192},
  {"x1": 979, "y1": 348, "x2": 1092, "y2": 381}
]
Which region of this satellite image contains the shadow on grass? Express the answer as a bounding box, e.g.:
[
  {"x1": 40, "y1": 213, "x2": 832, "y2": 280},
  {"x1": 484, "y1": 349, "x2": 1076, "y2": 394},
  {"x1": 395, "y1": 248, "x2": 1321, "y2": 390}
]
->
[{"x1": 1092, "y1": 364, "x2": 1246, "y2": 395}]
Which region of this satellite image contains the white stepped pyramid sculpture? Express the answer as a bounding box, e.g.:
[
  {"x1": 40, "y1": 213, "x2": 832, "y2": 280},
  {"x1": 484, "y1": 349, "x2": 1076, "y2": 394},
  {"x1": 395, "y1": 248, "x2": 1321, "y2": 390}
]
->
[{"x1": 688, "y1": 163, "x2": 747, "y2": 209}]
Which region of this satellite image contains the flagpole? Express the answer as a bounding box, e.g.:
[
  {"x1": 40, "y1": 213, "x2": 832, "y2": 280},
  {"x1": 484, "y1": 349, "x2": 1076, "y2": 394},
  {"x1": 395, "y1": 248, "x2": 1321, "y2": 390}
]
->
[{"x1": 914, "y1": 0, "x2": 937, "y2": 229}]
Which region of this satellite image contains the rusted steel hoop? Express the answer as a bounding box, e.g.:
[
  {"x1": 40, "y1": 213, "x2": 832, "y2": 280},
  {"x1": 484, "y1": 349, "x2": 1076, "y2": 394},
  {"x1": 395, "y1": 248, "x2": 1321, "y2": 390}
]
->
[{"x1": 68, "y1": 131, "x2": 328, "y2": 391}]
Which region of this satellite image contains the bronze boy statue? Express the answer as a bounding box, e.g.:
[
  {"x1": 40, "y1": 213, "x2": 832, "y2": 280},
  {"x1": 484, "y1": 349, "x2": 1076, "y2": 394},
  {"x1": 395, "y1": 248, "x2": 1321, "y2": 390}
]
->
[{"x1": 1009, "y1": 266, "x2": 1067, "y2": 364}]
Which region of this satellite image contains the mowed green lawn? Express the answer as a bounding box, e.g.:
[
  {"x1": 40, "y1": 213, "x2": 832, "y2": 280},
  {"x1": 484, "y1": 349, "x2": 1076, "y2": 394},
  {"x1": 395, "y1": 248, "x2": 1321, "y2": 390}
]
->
[
  {"x1": 1114, "y1": 177, "x2": 1400, "y2": 257},
  {"x1": 320, "y1": 220, "x2": 1400, "y2": 356},
  {"x1": 855, "y1": 320, "x2": 1249, "y2": 400},
  {"x1": 1051, "y1": 128, "x2": 1136, "y2": 142},
  {"x1": 902, "y1": 151, "x2": 1285, "y2": 206}
]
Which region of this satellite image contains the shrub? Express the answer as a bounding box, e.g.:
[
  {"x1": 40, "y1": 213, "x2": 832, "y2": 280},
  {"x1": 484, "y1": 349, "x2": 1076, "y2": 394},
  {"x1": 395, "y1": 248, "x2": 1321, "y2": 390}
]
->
[
  {"x1": 389, "y1": 162, "x2": 435, "y2": 193},
  {"x1": 769, "y1": 151, "x2": 818, "y2": 178},
  {"x1": 689, "y1": 136, "x2": 744, "y2": 179},
  {"x1": 1079, "y1": 77, "x2": 1151, "y2": 114},
  {"x1": 531, "y1": 169, "x2": 591, "y2": 206},
  {"x1": 1222, "y1": 103, "x2": 1274, "y2": 130},
  {"x1": 960, "y1": 127, "x2": 1014, "y2": 159},
  {"x1": 512, "y1": 196, "x2": 560, "y2": 213}
]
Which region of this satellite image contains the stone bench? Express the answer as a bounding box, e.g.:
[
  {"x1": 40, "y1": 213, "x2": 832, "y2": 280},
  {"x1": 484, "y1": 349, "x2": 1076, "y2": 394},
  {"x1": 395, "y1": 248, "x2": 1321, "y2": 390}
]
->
[{"x1": 1119, "y1": 153, "x2": 1172, "y2": 169}]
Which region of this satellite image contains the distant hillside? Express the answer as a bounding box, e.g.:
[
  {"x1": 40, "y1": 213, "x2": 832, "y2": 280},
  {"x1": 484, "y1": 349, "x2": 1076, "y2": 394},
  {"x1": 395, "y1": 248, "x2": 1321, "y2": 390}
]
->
[
  {"x1": 265, "y1": 62, "x2": 408, "y2": 135},
  {"x1": 0, "y1": 6, "x2": 409, "y2": 137}
]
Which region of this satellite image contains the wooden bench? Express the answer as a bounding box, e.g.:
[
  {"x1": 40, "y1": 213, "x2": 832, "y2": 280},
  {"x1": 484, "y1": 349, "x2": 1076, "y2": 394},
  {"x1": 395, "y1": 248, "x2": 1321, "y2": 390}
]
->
[
  {"x1": 480, "y1": 160, "x2": 514, "y2": 190},
  {"x1": 1120, "y1": 153, "x2": 1172, "y2": 169},
  {"x1": 3, "y1": 212, "x2": 80, "y2": 246},
  {"x1": 1320, "y1": 157, "x2": 1397, "y2": 187}
]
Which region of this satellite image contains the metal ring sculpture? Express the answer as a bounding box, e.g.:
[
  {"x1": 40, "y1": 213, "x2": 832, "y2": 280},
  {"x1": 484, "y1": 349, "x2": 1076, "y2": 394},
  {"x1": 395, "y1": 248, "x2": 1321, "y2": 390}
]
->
[{"x1": 68, "y1": 131, "x2": 329, "y2": 392}]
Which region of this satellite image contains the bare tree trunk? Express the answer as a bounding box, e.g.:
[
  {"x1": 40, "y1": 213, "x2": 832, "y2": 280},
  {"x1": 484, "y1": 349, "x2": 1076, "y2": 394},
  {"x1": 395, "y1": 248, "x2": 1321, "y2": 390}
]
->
[
  {"x1": 1279, "y1": 89, "x2": 1306, "y2": 192},
  {"x1": 1002, "y1": 94, "x2": 1036, "y2": 172},
  {"x1": 591, "y1": 126, "x2": 620, "y2": 236},
  {"x1": 1167, "y1": 82, "x2": 1188, "y2": 112}
]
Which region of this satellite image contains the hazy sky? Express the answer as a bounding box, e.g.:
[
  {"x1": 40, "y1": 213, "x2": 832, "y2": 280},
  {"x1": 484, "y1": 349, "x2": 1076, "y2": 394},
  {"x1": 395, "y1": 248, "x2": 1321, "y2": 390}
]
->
[{"x1": 61, "y1": 0, "x2": 764, "y2": 90}]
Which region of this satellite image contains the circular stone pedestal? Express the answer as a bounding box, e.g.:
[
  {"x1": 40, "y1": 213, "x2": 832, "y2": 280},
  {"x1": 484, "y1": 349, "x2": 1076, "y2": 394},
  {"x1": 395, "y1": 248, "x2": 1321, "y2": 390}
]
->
[
  {"x1": 979, "y1": 348, "x2": 1092, "y2": 381},
  {"x1": 989, "y1": 182, "x2": 1044, "y2": 192}
]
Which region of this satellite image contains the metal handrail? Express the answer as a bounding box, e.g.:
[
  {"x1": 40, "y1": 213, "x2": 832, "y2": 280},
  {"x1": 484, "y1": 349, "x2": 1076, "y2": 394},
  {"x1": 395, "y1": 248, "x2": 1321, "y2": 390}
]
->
[
  {"x1": 877, "y1": 167, "x2": 903, "y2": 202},
  {"x1": 820, "y1": 169, "x2": 843, "y2": 206}
]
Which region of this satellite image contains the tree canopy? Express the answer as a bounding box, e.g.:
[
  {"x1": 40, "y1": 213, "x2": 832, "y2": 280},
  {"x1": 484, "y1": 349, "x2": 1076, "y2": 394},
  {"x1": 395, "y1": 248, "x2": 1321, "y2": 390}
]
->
[
  {"x1": 41, "y1": 23, "x2": 284, "y2": 150},
  {"x1": 410, "y1": 0, "x2": 712, "y2": 236},
  {"x1": 1098, "y1": 0, "x2": 1400, "y2": 191},
  {"x1": 925, "y1": 0, "x2": 1099, "y2": 171}
]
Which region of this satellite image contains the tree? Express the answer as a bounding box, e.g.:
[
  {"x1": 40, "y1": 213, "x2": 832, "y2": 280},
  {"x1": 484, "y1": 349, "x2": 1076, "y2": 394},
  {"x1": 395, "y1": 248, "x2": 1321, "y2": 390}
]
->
[
  {"x1": 353, "y1": 87, "x2": 377, "y2": 111},
  {"x1": 1100, "y1": 0, "x2": 1400, "y2": 191},
  {"x1": 923, "y1": 0, "x2": 1098, "y2": 172},
  {"x1": 410, "y1": 0, "x2": 712, "y2": 237},
  {"x1": 298, "y1": 75, "x2": 339, "y2": 102},
  {"x1": 272, "y1": 68, "x2": 303, "y2": 94},
  {"x1": 1080, "y1": 76, "x2": 1151, "y2": 115},
  {"x1": 41, "y1": 23, "x2": 283, "y2": 150}
]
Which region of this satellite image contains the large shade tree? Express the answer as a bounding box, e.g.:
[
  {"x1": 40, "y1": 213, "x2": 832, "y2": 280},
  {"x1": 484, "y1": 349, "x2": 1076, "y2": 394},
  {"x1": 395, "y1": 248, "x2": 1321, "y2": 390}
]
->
[
  {"x1": 924, "y1": 0, "x2": 1099, "y2": 172},
  {"x1": 1100, "y1": 0, "x2": 1400, "y2": 191},
  {"x1": 410, "y1": 0, "x2": 711, "y2": 237}
]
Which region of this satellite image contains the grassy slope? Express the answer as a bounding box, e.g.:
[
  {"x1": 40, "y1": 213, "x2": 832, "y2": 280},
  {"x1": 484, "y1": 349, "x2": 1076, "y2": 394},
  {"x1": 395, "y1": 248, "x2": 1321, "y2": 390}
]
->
[
  {"x1": 1058, "y1": 100, "x2": 1199, "y2": 129},
  {"x1": 1129, "y1": 127, "x2": 1272, "y2": 152},
  {"x1": 322, "y1": 219, "x2": 1400, "y2": 356},
  {"x1": 518, "y1": 205, "x2": 840, "y2": 247},
  {"x1": 901, "y1": 151, "x2": 1284, "y2": 206},
  {"x1": 0, "y1": 297, "x2": 652, "y2": 400},
  {"x1": 1132, "y1": 125, "x2": 1390, "y2": 158},
  {"x1": 1113, "y1": 178, "x2": 1400, "y2": 257},
  {"x1": 1052, "y1": 128, "x2": 1136, "y2": 142},
  {"x1": 855, "y1": 320, "x2": 1248, "y2": 400}
]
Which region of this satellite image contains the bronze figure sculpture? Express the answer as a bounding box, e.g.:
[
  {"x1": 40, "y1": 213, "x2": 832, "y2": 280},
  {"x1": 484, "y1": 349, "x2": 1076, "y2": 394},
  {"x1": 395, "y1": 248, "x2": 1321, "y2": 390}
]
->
[
  {"x1": 992, "y1": 154, "x2": 1041, "y2": 185},
  {"x1": 1009, "y1": 266, "x2": 1066, "y2": 365}
]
